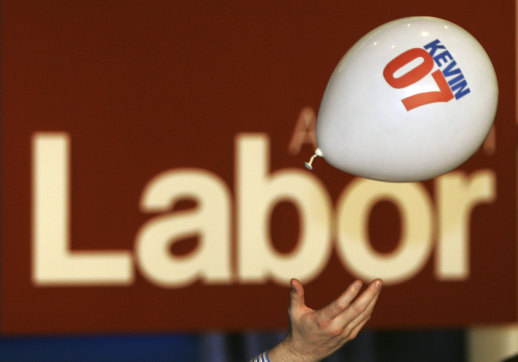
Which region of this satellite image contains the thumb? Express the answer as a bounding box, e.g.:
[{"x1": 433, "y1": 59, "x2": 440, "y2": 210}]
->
[{"x1": 289, "y1": 278, "x2": 306, "y2": 312}]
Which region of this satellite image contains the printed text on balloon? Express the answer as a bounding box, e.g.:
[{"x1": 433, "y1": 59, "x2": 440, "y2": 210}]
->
[{"x1": 383, "y1": 39, "x2": 470, "y2": 111}]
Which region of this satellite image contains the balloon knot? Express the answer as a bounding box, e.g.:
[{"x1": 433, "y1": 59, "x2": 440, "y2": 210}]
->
[{"x1": 304, "y1": 148, "x2": 322, "y2": 170}]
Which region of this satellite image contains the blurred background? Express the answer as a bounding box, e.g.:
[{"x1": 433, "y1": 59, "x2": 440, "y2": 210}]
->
[{"x1": 2, "y1": 0, "x2": 517, "y2": 361}]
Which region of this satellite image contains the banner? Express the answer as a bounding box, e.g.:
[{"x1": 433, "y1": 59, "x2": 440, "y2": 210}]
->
[{"x1": 2, "y1": 0, "x2": 516, "y2": 333}]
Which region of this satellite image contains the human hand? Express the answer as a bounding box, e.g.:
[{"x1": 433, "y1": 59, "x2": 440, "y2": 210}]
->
[{"x1": 268, "y1": 278, "x2": 382, "y2": 362}]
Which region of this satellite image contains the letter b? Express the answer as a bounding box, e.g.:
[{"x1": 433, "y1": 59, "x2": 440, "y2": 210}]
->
[{"x1": 236, "y1": 134, "x2": 332, "y2": 284}]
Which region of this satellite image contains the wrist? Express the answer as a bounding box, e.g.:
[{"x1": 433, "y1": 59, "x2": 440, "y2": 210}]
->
[{"x1": 269, "y1": 335, "x2": 319, "y2": 362}]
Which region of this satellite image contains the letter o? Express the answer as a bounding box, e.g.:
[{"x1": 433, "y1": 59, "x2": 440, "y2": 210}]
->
[{"x1": 335, "y1": 178, "x2": 434, "y2": 284}]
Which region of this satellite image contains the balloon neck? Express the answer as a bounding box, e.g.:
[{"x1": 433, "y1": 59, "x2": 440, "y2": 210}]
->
[{"x1": 304, "y1": 148, "x2": 323, "y2": 170}]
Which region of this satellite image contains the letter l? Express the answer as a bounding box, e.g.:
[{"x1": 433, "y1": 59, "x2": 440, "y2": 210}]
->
[{"x1": 32, "y1": 133, "x2": 132, "y2": 285}]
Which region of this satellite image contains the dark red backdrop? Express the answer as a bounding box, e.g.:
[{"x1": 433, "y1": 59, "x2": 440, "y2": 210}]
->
[{"x1": 2, "y1": 0, "x2": 516, "y2": 334}]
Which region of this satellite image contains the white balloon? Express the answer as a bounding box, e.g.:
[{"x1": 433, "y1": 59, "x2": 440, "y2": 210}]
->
[{"x1": 309, "y1": 16, "x2": 498, "y2": 182}]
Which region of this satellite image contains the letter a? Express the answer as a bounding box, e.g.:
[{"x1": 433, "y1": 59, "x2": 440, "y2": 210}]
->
[{"x1": 288, "y1": 107, "x2": 317, "y2": 155}]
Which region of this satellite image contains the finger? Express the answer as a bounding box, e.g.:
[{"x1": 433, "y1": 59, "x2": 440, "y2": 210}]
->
[
  {"x1": 318, "y1": 280, "x2": 363, "y2": 321},
  {"x1": 340, "y1": 281, "x2": 381, "y2": 334},
  {"x1": 331, "y1": 278, "x2": 382, "y2": 327},
  {"x1": 289, "y1": 278, "x2": 306, "y2": 313},
  {"x1": 347, "y1": 314, "x2": 370, "y2": 341},
  {"x1": 345, "y1": 287, "x2": 381, "y2": 339}
]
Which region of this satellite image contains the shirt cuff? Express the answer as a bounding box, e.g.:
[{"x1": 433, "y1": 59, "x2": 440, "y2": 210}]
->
[{"x1": 250, "y1": 351, "x2": 270, "y2": 362}]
